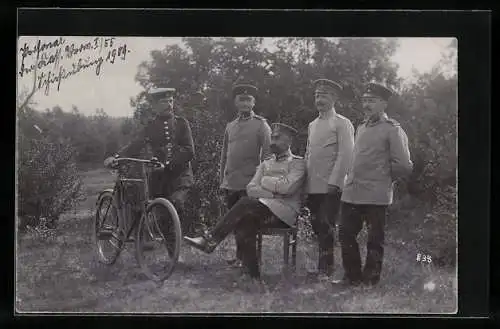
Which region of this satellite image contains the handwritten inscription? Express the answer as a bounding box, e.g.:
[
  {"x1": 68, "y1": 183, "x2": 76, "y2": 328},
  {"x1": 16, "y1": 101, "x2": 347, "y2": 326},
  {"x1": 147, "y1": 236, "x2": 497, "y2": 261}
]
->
[
  {"x1": 18, "y1": 37, "x2": 131, "y2": 96},
  {"x1": 18, "y1": 37, "x2": 66, "y2": 77}
]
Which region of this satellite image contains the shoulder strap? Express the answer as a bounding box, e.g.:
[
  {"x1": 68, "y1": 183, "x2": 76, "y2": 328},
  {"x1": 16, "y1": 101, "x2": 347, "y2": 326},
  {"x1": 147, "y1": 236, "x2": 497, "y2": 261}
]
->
[{"x1": 386, "y1": 118, "x2": 401, "y2": 127}]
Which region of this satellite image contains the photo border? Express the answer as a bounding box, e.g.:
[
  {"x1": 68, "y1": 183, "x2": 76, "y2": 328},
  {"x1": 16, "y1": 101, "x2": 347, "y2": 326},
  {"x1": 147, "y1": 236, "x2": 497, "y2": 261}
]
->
[{"x1": 8, "y1": 7, "x2": 491, "y2": 325}]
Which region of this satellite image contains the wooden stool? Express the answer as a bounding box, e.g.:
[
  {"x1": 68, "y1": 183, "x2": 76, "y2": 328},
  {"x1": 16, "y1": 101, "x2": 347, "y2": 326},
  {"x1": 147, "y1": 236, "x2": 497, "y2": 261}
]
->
[{"x1": 256, "y1": 217, "x2": 298, "y2": 274}]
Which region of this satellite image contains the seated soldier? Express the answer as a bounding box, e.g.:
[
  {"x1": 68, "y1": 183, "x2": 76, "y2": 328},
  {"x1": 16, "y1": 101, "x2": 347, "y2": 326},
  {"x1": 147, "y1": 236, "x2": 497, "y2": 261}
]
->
[{"x1": 184, "y1": 123, "x2": 306, "y2": 279}]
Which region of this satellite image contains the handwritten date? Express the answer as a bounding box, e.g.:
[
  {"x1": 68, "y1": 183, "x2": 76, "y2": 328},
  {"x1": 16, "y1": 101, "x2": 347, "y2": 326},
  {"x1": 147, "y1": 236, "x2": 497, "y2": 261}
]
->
[
  {"x1": 36, "y1": 42, "x2": 130, "y2": 96},
  {"x1": 105, "y1": 44, "x2": 128, "y2": 64},
  {"x1": 65, "y1": 37, "x2": 116, "y2": 59}
]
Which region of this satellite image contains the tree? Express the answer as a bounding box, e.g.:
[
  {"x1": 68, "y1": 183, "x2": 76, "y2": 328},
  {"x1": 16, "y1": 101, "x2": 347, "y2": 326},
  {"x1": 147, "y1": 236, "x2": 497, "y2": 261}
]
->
[
  {"x1": 389, "y1": 44, "x2": 457, "y2": 266},
  {"x1": 131, "y1": 37, "x2": 402, "y2": 228}
]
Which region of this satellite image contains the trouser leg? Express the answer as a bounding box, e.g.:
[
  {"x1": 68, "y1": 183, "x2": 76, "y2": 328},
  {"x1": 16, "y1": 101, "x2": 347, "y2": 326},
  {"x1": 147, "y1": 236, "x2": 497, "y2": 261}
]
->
[
  {"x1": 149, "y1": 168, "x2": 165, "y2": 198},
  {"x1": 149, "y1": 168, "x2": 190, "y2": 256},
  {"x1": 170, "y1": 187, "x2": 190, "y2": 234},
  {"x1": 209, "y1": 196, "x2": 268, "y2": 247},
  {"x1": 362, "y1": 205, "x2": 387, "y2": 284},
  {"x1": 224, "y1": 190, "x2": 247, "y2": 261},
  {"x1": 308, "y1": 193, "x2": 341, "y2": 275},
  {"x1": 338, "y1": 202, "x2": 364, "y2": 282},
  {"x1": 235, "y1": 203, "x2": 272, "y2": 278}
]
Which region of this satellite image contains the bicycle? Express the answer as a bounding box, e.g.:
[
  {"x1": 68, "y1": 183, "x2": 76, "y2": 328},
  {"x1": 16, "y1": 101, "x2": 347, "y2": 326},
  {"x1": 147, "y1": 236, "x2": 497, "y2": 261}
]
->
[{"x1": 92, "y1": 157, "x2": 182, "y2": 282}]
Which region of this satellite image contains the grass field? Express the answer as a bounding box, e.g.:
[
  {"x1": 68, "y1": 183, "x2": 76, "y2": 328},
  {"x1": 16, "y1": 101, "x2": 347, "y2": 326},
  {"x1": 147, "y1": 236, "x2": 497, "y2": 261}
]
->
[{"x1": 15, "y1": 168, "x2": 457, "y2": 313}]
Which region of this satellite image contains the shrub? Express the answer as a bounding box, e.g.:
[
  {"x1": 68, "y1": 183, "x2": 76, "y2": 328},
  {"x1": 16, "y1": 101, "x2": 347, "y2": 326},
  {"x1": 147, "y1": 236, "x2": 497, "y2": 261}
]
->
[
  {"x1": 387, "y1": 72, "x2": 457, "y2": 267},
  {"x1": 17, "y1": 136, "x2": 85, "y2": 231},
  {"x1": 180, "y1": 104, "x2": 226, "y2": 231}
]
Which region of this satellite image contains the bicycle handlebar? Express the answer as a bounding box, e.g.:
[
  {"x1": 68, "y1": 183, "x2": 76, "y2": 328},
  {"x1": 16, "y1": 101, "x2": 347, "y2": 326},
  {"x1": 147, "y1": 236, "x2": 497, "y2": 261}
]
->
[{"x1": 113, "y1": 157, "x2": 165, "y2": 169}]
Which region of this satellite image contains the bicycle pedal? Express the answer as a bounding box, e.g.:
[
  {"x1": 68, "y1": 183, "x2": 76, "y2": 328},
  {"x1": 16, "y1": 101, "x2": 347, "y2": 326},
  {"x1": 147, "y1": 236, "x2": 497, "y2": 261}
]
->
[
  {"x1": 109, "y1": 238, "x2": 123, "y2": 249},
  {"x1": 109, "y1": 232, "x2": 124, "y2": 249},
  {"x1": 97, "y1": 230, "x2": 114, "y2": 240}
]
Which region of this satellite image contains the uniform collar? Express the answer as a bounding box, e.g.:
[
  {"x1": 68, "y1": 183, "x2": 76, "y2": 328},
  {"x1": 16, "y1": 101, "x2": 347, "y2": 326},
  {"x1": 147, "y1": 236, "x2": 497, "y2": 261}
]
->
[
  {"x1": 364, "y1": 112, "x2": 388, "y2": 126},
  {"x1": 318, "y1": 107, "x2": 336, "y2": 120},
  {"x1": 156, "y1": 112, "x2": 176, "y2": 121},
  {"x1": 274, "y1": 148, "x2": 292, "y2": 162},
  {"x1": 237, "y1": 110, "x2": 255, "y2": 121}
]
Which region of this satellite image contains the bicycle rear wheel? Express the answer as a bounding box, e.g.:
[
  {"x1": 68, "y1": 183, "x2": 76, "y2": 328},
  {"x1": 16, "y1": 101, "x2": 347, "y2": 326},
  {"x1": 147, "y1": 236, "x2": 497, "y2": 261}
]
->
[
  {"x1": 135, "y1": 198, "x2": 182, "y2": 282},
  {"x1": 93, "y1": 190, "x2": 122, "y2": 265}
]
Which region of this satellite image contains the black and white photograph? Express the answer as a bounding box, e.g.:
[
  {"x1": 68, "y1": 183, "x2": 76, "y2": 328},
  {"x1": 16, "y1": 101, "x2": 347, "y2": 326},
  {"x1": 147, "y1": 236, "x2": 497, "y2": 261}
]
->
[{"x1": 16, "y1": 34, "x2": 458, "y2": 314}]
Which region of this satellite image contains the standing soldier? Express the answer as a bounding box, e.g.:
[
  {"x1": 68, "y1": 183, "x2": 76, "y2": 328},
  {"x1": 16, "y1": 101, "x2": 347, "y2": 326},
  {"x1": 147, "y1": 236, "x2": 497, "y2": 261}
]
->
[
  {"x1": 104, "y1": 86, "x2": 195, "y2": 237},
  {"x1": 219, "y1": 83, "x2": 272, "y2": 267},
  {"x1": 305, "y1": 79, "x2": 355, "y2": 281},
  {"x1": 338, "y1": 82, "x2": 413, "y2": 287}
]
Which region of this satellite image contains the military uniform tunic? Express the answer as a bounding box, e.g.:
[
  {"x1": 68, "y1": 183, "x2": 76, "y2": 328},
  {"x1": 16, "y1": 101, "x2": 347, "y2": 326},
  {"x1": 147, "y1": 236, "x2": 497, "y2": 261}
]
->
[
  {"x1": 305, "y1": 111, "x2": 355, "y2": 193},
  {"x1": 219, "y1": 111, "x2": 272, "y2": 191},
  {"x1": 341, "y1": 113, "x2": 413, "y2": 205},
  {"x1": 339, "y1": 112, "x2": 413, "y2": 284},
  {"x1": 246, "y1": 150, "x2": 306, "y2": 227},
  {"x1": 117, "y1": 113, "x2": 195, "y2": 194}
]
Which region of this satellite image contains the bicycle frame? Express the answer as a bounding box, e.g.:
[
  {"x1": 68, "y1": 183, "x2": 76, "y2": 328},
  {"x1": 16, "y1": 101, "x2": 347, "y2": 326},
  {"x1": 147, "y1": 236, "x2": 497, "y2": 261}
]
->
[
  {"x1": 95, "y1": 157, "x2": 182, "y2": 281},
  {"x1": 105, "y1": 158, "x2": 164, "y2": 243}
]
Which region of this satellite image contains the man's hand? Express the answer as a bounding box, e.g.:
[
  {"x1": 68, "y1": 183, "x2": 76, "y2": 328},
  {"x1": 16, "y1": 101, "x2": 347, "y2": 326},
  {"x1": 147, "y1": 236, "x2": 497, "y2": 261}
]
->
[
  {"x1": 104, "y1": 156, "x2": 117, "y2": 168},
  {"x1": 327, "y1": 184, "x2": 341, "y2": 195}
]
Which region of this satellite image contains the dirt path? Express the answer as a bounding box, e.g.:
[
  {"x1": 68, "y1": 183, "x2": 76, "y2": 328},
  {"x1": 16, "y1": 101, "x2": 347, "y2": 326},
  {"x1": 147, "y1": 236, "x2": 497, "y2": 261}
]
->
[{"x1": 15, "y1": 169, "x2": 457, "y2": 313}]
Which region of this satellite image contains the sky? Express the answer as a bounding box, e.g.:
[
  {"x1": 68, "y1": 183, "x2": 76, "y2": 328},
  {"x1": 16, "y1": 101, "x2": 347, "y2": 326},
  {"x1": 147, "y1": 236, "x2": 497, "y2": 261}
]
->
[{"x1": 17, "y1": 37, "x2": 454, "y2": 117}]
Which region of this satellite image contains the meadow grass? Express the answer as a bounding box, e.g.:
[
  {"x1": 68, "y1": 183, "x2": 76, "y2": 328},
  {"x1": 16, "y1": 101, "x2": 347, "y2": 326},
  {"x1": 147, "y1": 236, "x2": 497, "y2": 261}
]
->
[{"x1": 15, "y1": 169, "x2": 457, "y2": 314}]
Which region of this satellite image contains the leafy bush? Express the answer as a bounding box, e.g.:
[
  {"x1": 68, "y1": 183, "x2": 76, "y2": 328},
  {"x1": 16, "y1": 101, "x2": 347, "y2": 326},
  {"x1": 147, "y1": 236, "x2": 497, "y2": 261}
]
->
[
  {"x1": 128, "y1": 38, "x2": 457, "y2": 268},
  {"x1": 389, "y1": 67, "x2": 457, "y2": 267},
  {"x1": 16, "y1": 38, "x2": 457, "y2": 267},
  {"x1": 17, "y1": 134, "x2": 85, "y2": 231}
]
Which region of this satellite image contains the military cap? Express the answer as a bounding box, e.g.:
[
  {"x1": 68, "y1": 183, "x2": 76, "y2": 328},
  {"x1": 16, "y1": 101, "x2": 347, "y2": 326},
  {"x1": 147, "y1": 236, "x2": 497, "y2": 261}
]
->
[
  {"x1": 232, "y1": 84, "x2": 258, "y2": 99},
  {"x1": 362, "y1": 83, "x2": 394, "y2": 101},
  {"x1": 148, "y1": 87, "x2": 176, "y2": 100},
  {"x1": 271, "y1": 122, "x2": 298, "y2": 138},
  {"x1": 313, "y1": 79, "x2": 343, "y2": 95}
]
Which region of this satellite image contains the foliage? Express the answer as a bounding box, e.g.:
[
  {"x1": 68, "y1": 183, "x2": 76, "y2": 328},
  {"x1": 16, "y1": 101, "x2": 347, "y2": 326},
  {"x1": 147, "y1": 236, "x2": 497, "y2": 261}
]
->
[
  {"x1": 388, "y1": 41, "x2": 457, "y2": 266},
  {"x1": 21, "y1": 106, "x2": 135, "y2": 165},
  {"x1": 130, "y1": 37, "x2": 456, "y2": 266},
  {"x1": 17, "y1": 110, "x2": 85, "y2": 230},
  {"x1": 16, "y1": 37, "x2": 457, "y2": 266},
  {"x1": 399, "y1": 71, "x2": 457, "y2": 204},
  {"x1": 133, "y1": 37, "x2": 405, "y2": 229},
  {"x1": 16, "y1": 105, "x2": 133, "y2": 233}
]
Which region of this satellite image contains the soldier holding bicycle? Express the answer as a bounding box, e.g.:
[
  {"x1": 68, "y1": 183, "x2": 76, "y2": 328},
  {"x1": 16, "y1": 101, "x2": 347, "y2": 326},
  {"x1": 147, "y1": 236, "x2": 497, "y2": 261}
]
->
[{"x1": 104, "y1": 86, "x2": 195, "y2": 235}]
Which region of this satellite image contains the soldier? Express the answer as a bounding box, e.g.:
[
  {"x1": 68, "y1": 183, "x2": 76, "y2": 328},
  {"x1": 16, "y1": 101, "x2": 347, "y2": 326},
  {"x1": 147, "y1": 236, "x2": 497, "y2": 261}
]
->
[
  {"x1": 104, "y1": 86, "x2": 195, "y2": 236},
  {"x1": 337, "y1": 82, "x2": 413, "y2": 286},
  {"x1": 184, "y1": 123, "x2": 306, "y2": 280},
  {"x1": 305, "y1": 79, "x2": 355, "y2": 281},
  {"x1": 218, "y1": 83, "x2": 272, "y2": 267}
]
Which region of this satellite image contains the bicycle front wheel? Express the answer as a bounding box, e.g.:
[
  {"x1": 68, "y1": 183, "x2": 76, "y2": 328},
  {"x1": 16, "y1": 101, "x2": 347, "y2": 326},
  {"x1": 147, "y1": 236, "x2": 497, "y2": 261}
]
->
[
  {"x1": 135, "y1": 198, "x2": 182, "y2": 282},
  {"x1": 93, "y1": 190, "x2": 121, "y2": 265}
]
